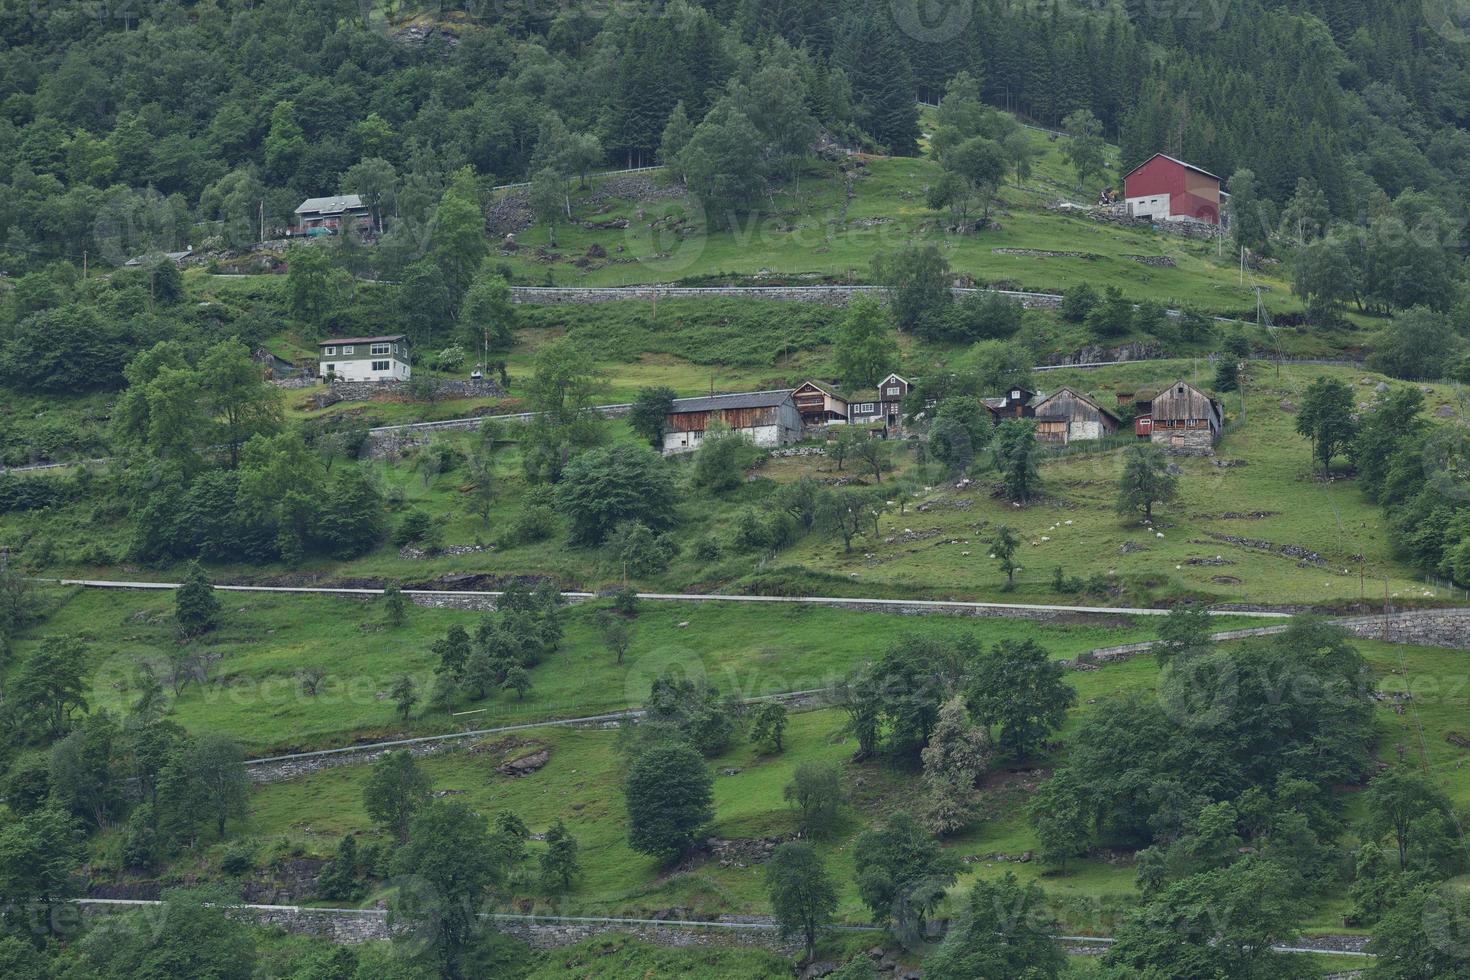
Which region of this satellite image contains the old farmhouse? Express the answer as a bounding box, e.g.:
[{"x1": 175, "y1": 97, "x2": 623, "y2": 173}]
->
[
  {"x1": 792, "y1": 381, "x2": 849, "y2": 426},
  {"x1": 319, "y1": 335, "x2": 411, "y2": 382},
  {"x1": 1142, "y1": 379, "x2": 1222, "y2": 450},
  {"x1": 1032, "y1": 387, "x2": 1121, "y2": 444},
  {"x1": 1123, "y1": 154, "x2": 1223, "y2": 225},
  {"x1": 662, "y1": 390, "x2": 802, "y2": 454},
  {"x1": 983, "y1": 385, "x2": 1037, "y2": 422},
  {"x1": 846, "y1": 374, "x2": 910, "y2": 434}
]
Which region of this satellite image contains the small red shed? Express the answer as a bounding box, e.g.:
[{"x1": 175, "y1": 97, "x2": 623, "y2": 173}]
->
[{"x1": 1122, "y1": 154, "x2": 1222, "y2": 225}]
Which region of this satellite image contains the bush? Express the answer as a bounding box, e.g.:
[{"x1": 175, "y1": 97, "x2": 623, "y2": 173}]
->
[
  {"x1": 1060, "y1": 283, "x2": 1099, "y2": 322},
  {"x1": 942, "y1": 292, "x2": 1024, "y2": 341},
  {"x1": 505, "y1": 504, "x2": 556, "y2": 545},
  {"x1": 692, "y1": 429, "x2": 761, "y2": 493},
  {"x1": 0, "y1": 474, "x2": 74, "y2": 513},
  {"x1": 393, "y1": 509, "x2": 433, "y2": 546},
  {"x1": 220, "y1": 842, "x2": 256, "y2": 876}
]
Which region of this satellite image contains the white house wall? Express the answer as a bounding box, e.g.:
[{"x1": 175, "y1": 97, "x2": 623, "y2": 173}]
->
[{"x1": 1127, "y1": 193, "x2": 1171, "y2": 221}]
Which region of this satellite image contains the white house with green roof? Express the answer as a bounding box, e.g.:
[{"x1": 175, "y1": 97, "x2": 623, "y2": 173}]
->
[{"x1": 318, "y1": 334, "x2": 411, "y2": 382}]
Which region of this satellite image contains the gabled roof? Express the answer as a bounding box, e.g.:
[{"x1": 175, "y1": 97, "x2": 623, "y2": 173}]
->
[
  {"x1": 1122, "y1": 153, "x2": 1221, "y2": 183},
  {"x1": 792, "y1": 380, "x2": 842, "y2": 398},
  {"x1": 668, "y1": 389, "x2": 795, "y2": 414},
  {"x1": 296, "y1": 194, "x2": 366, "y2": 215},
  {"x1": 320, "y1": 334, "x2": 407, "y2": 347},
  {"x1": 1032, "y1": 385, "x2": 1121, "y2": 423}
]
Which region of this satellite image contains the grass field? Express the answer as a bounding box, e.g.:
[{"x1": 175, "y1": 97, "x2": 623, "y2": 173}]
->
[
  {"x1": 158, "y1": 632, "x2": 1470, "y2": 942},
  {"x1": 7, "y1": 362, "x2": 1460, "y2": 612},
  {"x1": 13, "y1": 585, "x2": 1257, "y2": 754}
]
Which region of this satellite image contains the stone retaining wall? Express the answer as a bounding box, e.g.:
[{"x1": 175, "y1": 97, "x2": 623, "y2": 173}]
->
[
  {"x1": 330, "y1": 378, "x2": 505, "y2": 401},
  {"x1": 82, "y1": 902, "x2": 801, "y2": 954},
  {"x1": 509, "y1": 284, "x2": 1065, "y2": 311},
  {"x1": 1336, "y1": 610, "x2": 1470, "y2": 649}
]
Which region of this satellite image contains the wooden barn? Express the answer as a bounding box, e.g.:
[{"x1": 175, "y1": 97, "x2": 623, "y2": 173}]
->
[
  {"x1": 792, "y1": 381, "x2": 849, "y2": 426},
  {"x1": 1031, "y1": 387, "x2": 1121, "y2": 444},
  {"x1": 1123, "y1": 154, "x2": 1223, "y2": 225},
  {"x1": 662, "y1": 390, "x2": 802, "y2": 454},
  {"x1": 1143, "y1": 379, "x2": 1222, "y2": 450}
]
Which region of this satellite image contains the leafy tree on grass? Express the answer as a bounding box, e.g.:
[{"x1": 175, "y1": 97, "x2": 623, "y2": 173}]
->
[
  {"x1": 1364, "y1": 767, "x2": 1455, "y2": 872},
  {"x1": 750, "y1": 701, "x2": 788, "y2": 754},
  {"x1": 556, "y1": 444, "x2": 678, "y2": 545},
  {"x1": 921, "y1": 696, "x2": 993, "y2": 835},
  {"x1": 382, "y1": 580, "x2": 407, "y2": 626},
  {"x1": 1102, "y1": 859, "x2": 1307, "y2": 979},
  {"x1": 390, "y1": 675, "x2": 418, "y2": 720},
  {"x1": 501, "y1": 665, "x2": 532, "y2": 700},
  {"x1": 993, "y1": 419, "x2": 1040, "y2": 503},
  {"x1": 785, "y1": 762, "x2": 845, "y2": 839},
  {"x1": 853, "y1": 813, "x2": 960, "y2": 945},
  {"x1": 539, "y1": 819, "x2": 581, "y2": 893},
  {"x1": 176, "y1": 562, "x2": 220, "y2": 638},
  {"x1": 624, "y1": 742, "x2": 713, "y2": 861},
  {"x1": 66, "y1": 887, "x2": 258, "y2": 979},
  {"x1": 391, "y1": 800, "x2": 510, "y2": 974},
  {"x1": 989, "y1": 524, "x2": 1020, "y2": 590},
  {"x1": 1368, "y1": 882, "x2": 1470, "y2": 979},
  {"x1": 1029, "y1": 776, "x2": 1091, "y2": 874},
  {"x1": 765, "y1": 842, "x2": 838, "y2": 962},
  {"x1": 1061, "y1": 109, "x2": 1105, "y2": 190},
  {"x1": 1060, "y1": 283, "x2": 1098, "y2": 322},
  {"x1": 1116, "y1": 444, "x2": 1178, "y2": 523},
  {"x1": 185, "y1": 733, "x2": 249, "y2": 838},
  {"x1": 1154, "y1": 604, "x2": 1214, "y2": 665},
  {"x1": 834, "y1": 297, "x2": 899, "y2": 390},
  {"x1": 1213, "y1": 356, "x2": 1241, "y2": 393},
  {"x1": 627, "y1": 385, "x2": 677, "y2": 447},
  {"x1": 818, "y1": 488, "x2": 870, "y2": 553},
  {"x1": 692, "y1": 428, "x2": 758, "y2": 493},
  {"x1": 199, "y1": 338, "x2": 284, "y2": 468},
  {"x1": 1295, "y1": 375, "x2": 1357, "y2": 476},
  {"x1": 928, "y1": 415, "x2": 974, "y2": 475},
  {"x1": 925, "y1": 873, "x2": 1065, "y2": 980},
  {"x1": 853, "y1": 435, "x2": 889, "y2": 483},
  {"x1": 965, "y1": 639, "x2": 1075, "y2": 759},
  {"x1": 13, "y1": 635, "x2": 88, "y2": 737},
  {"x1": 0, "y1": 807, "x2": 84, "y2": 933},
  {"x1": 597, "y1": 613, "x2": 633, "y2": 665},
  {"x1": 871, "y1": 245, "x2": 952, "y2": 332},
  {"x1": 364, "y1": 751, "x2": 431, "y2": 842}
]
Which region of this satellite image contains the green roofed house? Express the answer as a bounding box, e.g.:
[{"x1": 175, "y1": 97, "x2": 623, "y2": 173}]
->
[{"x1": 319, "y1": 335, "x2": 411, "y2": 383}]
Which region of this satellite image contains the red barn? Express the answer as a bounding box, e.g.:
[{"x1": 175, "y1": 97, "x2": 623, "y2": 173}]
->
[{"x1": 1122, "y1": 154, "x2": 1222, "y2": 225}]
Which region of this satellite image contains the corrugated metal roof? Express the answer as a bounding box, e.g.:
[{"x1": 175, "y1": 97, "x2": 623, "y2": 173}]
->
[
  {"x1": 669, "y1": 390, "x2": 794, "y2": 414},
  {"x1": 319, "y1": 334, "x2": 407, "y2": 346},
  {"x1": 295, "y1": 194, "x2": 365, "y2": 215},
  {"x1": 1122, "y1": 153, "x2": 1221, "y2": 183}
]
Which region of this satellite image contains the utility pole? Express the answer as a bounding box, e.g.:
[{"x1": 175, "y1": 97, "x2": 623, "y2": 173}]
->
[{"x1": 81, "y1": 250, "x2": 87, "y2": 279}]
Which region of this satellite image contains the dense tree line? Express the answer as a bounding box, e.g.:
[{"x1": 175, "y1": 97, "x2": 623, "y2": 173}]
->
[{"x1": 5, "y1": 0, "x2": 1470, "y2": 271}]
